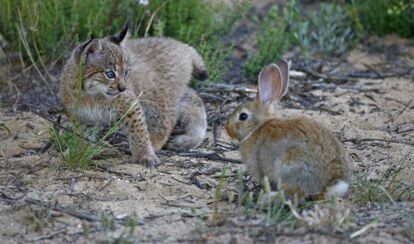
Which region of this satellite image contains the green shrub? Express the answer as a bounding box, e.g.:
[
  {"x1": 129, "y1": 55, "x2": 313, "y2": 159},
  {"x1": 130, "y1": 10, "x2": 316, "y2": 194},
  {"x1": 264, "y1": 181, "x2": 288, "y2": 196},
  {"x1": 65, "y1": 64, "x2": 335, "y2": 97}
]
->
[
  {"x1": 245, "y1": 1, "x2": 357, "y2": 76},
  {"x1": 0, "y1": 0, "x2": 246, "y2": 82},
  {"x1": 245, "y1": 5, "x2": 288, "y2": 77},
  {"x1": 349, "y1": 0, "x2": 414, "y2": 38}
]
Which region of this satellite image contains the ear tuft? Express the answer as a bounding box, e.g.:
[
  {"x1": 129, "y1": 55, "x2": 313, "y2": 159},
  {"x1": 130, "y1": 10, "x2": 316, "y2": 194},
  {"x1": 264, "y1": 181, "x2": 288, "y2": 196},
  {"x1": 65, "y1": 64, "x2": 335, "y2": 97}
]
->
[
  {"x1": 109, "y1": 22, "x2": 129, "y2": 45},
  {"x1": 74, "y1": 37, "x2": 94, "y2": 64}
]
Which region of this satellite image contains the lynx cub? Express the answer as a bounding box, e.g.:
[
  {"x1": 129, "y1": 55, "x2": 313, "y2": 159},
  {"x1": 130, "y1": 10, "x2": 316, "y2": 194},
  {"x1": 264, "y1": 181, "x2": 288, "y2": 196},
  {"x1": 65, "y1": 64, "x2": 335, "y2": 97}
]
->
[{"x1": 60, "y1": 25, "x2": 208, "y2": 167}]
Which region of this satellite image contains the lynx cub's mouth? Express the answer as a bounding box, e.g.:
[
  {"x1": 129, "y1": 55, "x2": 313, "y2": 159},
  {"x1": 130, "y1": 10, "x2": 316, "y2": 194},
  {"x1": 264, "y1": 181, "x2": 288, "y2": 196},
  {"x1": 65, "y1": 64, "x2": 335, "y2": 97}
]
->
[{"x1": 106, "y1": 88, "x2": 125, "y2": 96}]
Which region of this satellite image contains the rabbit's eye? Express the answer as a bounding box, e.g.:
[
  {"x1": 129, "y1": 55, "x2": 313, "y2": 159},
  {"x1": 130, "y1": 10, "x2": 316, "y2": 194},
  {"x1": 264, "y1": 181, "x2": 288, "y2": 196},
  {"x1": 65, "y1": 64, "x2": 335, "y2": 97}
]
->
[
  {"x1": 124, "y1": 69, "x2": 129, "y2": 77},
  {"x1": 105, "y1": 70, "x2": 116, "y2": 79},
  {"x1": 239, "y1": 112, "x2": 248, "y2": 121}
]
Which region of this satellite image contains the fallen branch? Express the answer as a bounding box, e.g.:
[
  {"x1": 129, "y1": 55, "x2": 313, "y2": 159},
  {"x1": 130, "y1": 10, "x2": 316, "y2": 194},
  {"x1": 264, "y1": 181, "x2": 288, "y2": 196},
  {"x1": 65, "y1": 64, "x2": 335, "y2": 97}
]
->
[
  {"x1": 350, "y1": 221, "x2": 379, "y2": 239},
  {"x1": 157, "y1": 150, "x2": 242, "y2": 164},
  {"x1": 200, "y1": 84, "x2": 257, "y2": 95},
  {"x1": 116, "y1": 145, "x2": 242, "y2": 164},
  {"x1": 342, "y1": 137, "x2": 414, "y2": 147},
  {"x1": 297, "y1": 66, "x2": 359, "y2": 83},
  {"x1": 25, "y1": 197, "x2": 101, "y2": 222},
  {"x1": 27, "y1": 229, "x2": 66, "y2": 242}
]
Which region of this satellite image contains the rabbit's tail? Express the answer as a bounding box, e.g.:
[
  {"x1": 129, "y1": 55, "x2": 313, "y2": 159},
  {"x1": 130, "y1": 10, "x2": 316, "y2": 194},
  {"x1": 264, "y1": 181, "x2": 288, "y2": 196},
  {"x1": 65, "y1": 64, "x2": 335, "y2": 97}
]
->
[
  {"x1": 190, "y1": 47, "x2": 208, "y2": 81},
  {"x1": 326, "y1": 180, "x2": 349, "y2": 197}
]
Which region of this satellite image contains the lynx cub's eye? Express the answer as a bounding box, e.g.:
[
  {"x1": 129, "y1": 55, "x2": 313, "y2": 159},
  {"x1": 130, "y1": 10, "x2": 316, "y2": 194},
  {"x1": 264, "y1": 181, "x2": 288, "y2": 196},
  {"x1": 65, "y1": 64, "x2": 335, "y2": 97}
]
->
[
  {"x1": 105, "y1": 70, "x2": 116, "y2": 79},
  {"x1": 239, "y1": 112, "x2": 248, "y2": 121},
  {"x1": 124, "y1": 69, "x2": 129, "y2": 77}
]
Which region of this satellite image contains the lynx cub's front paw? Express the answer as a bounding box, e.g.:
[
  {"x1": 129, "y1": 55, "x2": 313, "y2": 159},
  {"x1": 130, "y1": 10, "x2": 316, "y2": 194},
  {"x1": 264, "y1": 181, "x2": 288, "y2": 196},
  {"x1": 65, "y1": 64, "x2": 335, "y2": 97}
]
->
[{"x1": 133, "y1": 153, "x2": 162, "y2": 168}]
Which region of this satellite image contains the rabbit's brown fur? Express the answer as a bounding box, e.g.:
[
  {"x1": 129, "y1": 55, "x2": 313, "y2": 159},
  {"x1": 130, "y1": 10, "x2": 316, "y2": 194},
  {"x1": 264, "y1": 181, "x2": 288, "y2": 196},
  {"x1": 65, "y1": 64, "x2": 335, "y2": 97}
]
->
[
  {"x1": 60, "y1": 26, "x2": 207, "y2": 167},
  {"x1": 226, "y1": 61, "x2": 351, "y2": 200}
]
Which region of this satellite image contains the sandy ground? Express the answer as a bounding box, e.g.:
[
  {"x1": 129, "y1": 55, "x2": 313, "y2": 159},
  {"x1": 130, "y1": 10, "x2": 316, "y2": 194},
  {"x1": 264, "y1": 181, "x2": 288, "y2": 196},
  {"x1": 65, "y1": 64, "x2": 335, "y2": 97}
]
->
[{"x1": 0, "y1": 40, "x2": 413, "y2": 242}]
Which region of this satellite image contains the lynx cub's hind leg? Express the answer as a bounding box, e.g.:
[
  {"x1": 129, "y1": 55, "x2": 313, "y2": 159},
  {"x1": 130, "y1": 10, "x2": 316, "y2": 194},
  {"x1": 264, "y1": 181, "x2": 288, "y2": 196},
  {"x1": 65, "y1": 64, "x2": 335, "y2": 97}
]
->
[{"x1": 164, "y1": 88, "x2": 207, "y2": 150}]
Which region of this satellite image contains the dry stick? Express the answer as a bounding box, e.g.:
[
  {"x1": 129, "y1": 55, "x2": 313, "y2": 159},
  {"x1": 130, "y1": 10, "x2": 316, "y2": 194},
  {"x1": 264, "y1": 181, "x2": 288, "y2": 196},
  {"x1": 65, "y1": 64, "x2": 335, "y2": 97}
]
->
[
  {"x1": 350, "y1": 221, "x2": 379, "y2": 239},
  {"x1": 356, "y1": 63, "x2": 412, "y2": 79},
  {"x1": 362, "y1": 63, "x2": 384, "y2": 79},
  {"x1": 94, "y1": 163, "x2": 136, "y2": 178},
  {"x1": 25, "y1": 197, "x2": 101, "y2": 222},
  {"x1": 201, "y1": 84, "x2": 257, "y2": 95},
  {"x1": 16, "y1": 9, "x2": 52, "y2": 92},
  {"x1": 395, "y1": 99, "x2": 413, "y2": 118},
  {"x1": 342, "y1": 137, "x2": 414, "y2": 147},
  {"x1": 157, "y1": 150, "x2": 242, "y2": 164},
  {"x1": 144, "y1": 0, "x2": 171, "y2": 37},
  {"x1": 297, "y1": 66, "x2": 360, "y2": 83},
  {"x1": 0, "y1": 191, "x2": 100, "y2": 222},
  {"x1": 28, "y1": 229, "x2": 66, "y2": 242}
]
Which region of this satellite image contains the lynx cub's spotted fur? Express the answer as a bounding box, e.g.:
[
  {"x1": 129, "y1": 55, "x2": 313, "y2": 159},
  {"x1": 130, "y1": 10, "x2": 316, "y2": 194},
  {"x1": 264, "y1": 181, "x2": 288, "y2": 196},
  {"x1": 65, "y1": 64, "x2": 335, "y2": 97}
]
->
[{"x1": 60, "y1": 25, "x2": 208, "y2": 167}]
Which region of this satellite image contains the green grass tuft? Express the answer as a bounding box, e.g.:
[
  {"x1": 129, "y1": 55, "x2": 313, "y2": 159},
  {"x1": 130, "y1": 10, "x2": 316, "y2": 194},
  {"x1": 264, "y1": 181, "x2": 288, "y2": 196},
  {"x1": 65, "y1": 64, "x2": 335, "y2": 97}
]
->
[{"x1": 351, "y1": 154, "x2": 414, "y2": 204}]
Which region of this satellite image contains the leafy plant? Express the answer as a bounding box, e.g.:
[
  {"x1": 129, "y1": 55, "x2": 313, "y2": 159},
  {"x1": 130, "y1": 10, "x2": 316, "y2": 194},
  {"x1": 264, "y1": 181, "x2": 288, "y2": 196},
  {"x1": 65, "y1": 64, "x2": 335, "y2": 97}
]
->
[
  {"x1": 245, "y1": 0, "x2": 358, "y2": 76},
  {"x1": 284, "y1": 0, "x2": 311, "y2": 57},
  {"x1": 245, "y1": 5, "x2": 288, "y2": 77},
  {"x1": 349, "y1": 0, "x2": 414, "y2": 38},
  {"x1": 309, "y1": 3, "x2": 355, "y2": 56},
  {"x1": 285, "y1": 0, "x2": 356, "y2": 56}
]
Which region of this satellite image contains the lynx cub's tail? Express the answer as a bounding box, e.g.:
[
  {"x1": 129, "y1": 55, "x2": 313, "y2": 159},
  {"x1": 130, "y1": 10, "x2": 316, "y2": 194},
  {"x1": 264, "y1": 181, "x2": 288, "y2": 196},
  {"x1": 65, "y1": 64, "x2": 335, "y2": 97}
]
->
[{"x1": 190, "y1": 47, "x2": 208, "y2": 81}]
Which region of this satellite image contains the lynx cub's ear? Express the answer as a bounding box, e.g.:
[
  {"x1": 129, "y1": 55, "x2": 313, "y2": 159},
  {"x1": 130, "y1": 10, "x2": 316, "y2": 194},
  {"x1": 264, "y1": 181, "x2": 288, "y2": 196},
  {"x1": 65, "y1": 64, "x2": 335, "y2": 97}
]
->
[
  {"x1": 74, "y1": 38, "x2": 102, "y2": 64},
  {"x1": 109, "y1": 23, "x2": 129, "y2": 45}
]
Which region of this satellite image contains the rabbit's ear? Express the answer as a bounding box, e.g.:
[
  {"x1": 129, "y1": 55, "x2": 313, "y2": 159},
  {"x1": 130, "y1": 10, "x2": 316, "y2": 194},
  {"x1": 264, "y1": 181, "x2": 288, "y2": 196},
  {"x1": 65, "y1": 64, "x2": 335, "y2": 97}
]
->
[
  {"x1": 275, "y1": 59, "x2": 290, "y2": 98},
  {"x1": 258, "y1": 63, "x2": 284, "y2": 105}
]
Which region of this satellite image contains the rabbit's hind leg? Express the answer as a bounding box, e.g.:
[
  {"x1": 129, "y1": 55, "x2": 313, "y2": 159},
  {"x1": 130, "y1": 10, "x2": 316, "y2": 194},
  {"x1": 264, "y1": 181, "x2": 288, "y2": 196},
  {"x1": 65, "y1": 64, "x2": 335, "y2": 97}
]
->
[
  {"x1": 164, "y1": 88, "x2": 207, "y2": 151},
  {"x1": 278, "y1": 161, "x2": 326, "y2": 202}
]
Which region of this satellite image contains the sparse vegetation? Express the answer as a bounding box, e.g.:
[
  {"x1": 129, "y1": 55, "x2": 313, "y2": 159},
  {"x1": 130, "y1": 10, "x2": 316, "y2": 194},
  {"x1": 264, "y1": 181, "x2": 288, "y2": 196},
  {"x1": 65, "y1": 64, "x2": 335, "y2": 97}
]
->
[
  {"x1": 245, "y1": 5, "x2": 288, "y2": 76},
  {"x1": 49, "y1": 99, "x2": 139, "y2": 169},
  {"x1": 26, "y1": 206, "x2": 55, "y2": 232},
  {"x1": 246, "y1": 0, "x2": 359, "y2": 76},
  {"x1": 0, "y1": 0, "x2": 247, "y2": 83},
  {"x1": 349, "y1": 0, "x2": 414, "y2": 38},
  {"x1": 351, "y1": 154, "x2": 414, "y2": 204},
  {"x1": 0, "y1": 122, "x2": 9, "y2": 134}
]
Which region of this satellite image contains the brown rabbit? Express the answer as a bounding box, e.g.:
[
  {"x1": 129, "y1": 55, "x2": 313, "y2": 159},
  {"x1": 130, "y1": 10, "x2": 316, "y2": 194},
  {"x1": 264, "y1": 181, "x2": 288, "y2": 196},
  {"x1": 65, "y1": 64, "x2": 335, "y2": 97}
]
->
[{"x1": 226, "y1": 60, "x2": 351, "y2": 200}]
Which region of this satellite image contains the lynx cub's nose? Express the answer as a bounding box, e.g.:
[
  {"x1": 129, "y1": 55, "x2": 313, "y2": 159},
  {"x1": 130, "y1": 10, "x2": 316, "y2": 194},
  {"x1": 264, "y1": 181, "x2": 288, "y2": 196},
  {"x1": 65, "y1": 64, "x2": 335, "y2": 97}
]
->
[{"x1": 118, "y1": 84, "x2": 126, "y2": 92}]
